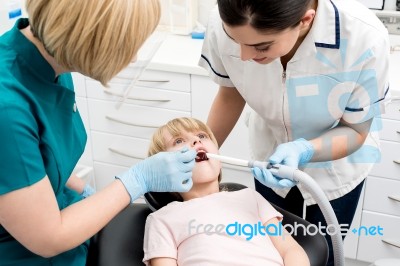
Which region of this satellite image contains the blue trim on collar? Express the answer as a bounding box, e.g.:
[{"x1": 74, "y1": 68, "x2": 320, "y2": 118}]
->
[
  {"x1": 315, "y1": 0, "x2": 340, "y2": 49},
  {"x1": 201, "y1": 54, "x2": 230, "y2": 79}
]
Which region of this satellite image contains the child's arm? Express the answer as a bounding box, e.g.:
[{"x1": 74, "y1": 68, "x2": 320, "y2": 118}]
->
[
  {"x1": 143, "y1": 215, "x2": 178, "y2": 266},
  {"x1": 150, "y1": 258, "x2": 177, "y2": 266},
  {"x1": 267, "y1": 217, "x2": 310, "y2": 266}
]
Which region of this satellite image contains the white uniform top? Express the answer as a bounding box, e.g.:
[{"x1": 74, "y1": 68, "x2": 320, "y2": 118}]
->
[{"x1": 199, "y1": 0, "x2": 391, "y2": 205}]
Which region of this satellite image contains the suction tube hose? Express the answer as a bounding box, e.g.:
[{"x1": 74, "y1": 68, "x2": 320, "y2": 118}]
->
[{"x1": 249, "y1": 161, "x2": 345, "y2": 266}]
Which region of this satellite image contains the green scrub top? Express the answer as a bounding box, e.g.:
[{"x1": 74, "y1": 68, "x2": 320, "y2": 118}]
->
[{"x1": 0, "y1": 19, "x2": 88, "y2": 265}]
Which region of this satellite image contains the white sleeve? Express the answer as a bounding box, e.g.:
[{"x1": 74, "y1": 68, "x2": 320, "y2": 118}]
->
[
  {"x1": 142, "y1": 214, "x2": 178, "y2": 265},
  {"x1": 198, "y1": 7, "x2": 235, "y2": 88},
  {"x1": 342, "y1": 33, "x2": 390, "y2": 126}
]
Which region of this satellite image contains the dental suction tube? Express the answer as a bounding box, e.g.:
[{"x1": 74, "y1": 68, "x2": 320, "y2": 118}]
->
[
  {"x1": 284, "y1": 166, "x2": 345, "y2": 266},
  {"x1": 206, "y1": 153, "x2": 345, "y2": 266}
]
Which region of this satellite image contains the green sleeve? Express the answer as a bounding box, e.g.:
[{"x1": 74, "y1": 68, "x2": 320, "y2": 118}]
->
[{"x1": 0, "y1": 102, "x2": 46, "y2": 195}]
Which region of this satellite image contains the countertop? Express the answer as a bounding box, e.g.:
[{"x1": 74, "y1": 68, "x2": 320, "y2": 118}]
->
[
  {"x1": 148, "y1": 33, "x2": 400, "y2": 95},
  {"x1": 148, "y1": 34, "x2": 207, "y2": 76}
]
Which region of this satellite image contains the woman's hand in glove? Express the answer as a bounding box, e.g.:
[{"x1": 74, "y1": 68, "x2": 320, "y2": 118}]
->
[
  {"x1": 251, "y1": 167, "x2": 297, "y2": 189},
  {"x1": 251, "y1": 138, "x2": 313, "y2": 189},
  {"x1": 269, "y1": 138, "x2": 314, "y2": 168},
  {"x1": 116, "y1": 147, "x2": 196, "y2": 203}
]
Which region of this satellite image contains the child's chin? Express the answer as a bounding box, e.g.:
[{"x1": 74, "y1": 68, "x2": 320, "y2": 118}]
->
[{"x1": 192, "y1": 176, "x2": 219, "y2": 185}]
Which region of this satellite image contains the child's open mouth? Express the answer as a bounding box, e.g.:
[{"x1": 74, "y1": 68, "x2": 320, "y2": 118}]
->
[{"x1": 195, "y1": 151, "x2": 209, "y2": 162}]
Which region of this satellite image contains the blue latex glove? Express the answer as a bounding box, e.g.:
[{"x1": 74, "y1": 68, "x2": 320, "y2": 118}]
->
[
  {"x1": 269, "y1": 138, "x2": 314, "y2": 168},
  {"x1": 80, "y1": 183, "x2": 96, "y2": 198},
  {"x1": 251, "y1": 167, "x2": 296, "y2": 189},
  {"x1": 116, "y1": 147, "x2": 196, "y2": 203},
  {"x1": 251, "y1": 138, "x2": 313, "y2": 189}
]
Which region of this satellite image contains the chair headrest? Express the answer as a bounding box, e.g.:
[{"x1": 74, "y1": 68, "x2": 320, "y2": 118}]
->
[{"x1": 144, "y1": 182, "x2": 248, "y2": 212}]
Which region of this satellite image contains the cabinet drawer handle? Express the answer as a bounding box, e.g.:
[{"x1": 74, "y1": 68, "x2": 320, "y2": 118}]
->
[
  {"x1": 388, "y1": 195, "x2": 400, "y2": 202},
  {"x1": 104, "y1": 90, "x2": 171, "y2": 102},
  {"x1": 108, "y1": 147, "x2": 145, "y2": 160},
  {"x1": 138, "y1": 79, "x2": 170, "y2": 83},
  {"x1": 393, "y1": 159, "x2": 400, "y2": 164},
  {"x1": 115, "y1": 78, "x2": 171, "y2": 109},
  {"x1": 382, "y1": 239, "x2": 400, "y2": 249},
  {"x1": 74, "y1": 165, "x2": 94, "y2": 179},
  {"x1": 105, "y1": 115, "x2": 160, "y2": 128}
]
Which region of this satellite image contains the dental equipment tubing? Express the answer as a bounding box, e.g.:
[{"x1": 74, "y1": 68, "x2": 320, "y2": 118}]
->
[{"x1": 206, "y1": 153, "x2": 345, "y2": 266}]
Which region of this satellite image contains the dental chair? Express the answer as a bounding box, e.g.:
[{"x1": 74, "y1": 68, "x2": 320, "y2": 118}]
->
[{"x1": 86, "y1": 182, "x2": 329, "y2": 266}]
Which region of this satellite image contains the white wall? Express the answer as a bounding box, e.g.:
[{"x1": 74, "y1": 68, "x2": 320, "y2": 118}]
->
[{"x1": 0, "y1": 0, "x2": 27, "y2": 35}]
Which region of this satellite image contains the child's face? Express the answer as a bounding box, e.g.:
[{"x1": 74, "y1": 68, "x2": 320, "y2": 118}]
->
[{"x1": 162, "y1": 129, "x2": 221, "y2": 184}]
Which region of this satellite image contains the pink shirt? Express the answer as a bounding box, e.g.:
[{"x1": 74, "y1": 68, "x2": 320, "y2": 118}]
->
[{"x1": 143, "y1": 188, "x2": 284, "y2": 266}]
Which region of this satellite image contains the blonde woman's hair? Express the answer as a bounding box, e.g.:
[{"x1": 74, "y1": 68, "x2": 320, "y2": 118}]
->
[
  {"x1": 148, "y1": 117, "x2": 222, "y2": 182},
  {"x1": 26, "y1": 0, "x2": 161, "y2": 86}
]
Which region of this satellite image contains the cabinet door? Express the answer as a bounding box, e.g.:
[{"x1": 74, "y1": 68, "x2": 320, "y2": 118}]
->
[
  {"x1": 86, "y1": 79, "x2": 191, "y2": 111},
  {"x1": 364, "y1": 176, "x2": 400, "y2": 217},
  {"x1": 369, "y1": 140, "x2": 400, "y2": 181},
  {"x1": 91, "y1": 131, "x2": 149, "y2": 167},
  {"x1": 357, "y1": 211, "x2": 400, "y2": 263},
  {"x1": 87, "y1": 99, "x2": 190, "y2": 139}
]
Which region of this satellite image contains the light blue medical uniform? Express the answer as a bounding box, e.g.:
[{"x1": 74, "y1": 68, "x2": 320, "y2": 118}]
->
[
  {"x1": 0, "y1": 19, "x2": 88, "y2": 265},
  {"x1": 199, "y1": 0, "x2": 390, "y2": 205}
]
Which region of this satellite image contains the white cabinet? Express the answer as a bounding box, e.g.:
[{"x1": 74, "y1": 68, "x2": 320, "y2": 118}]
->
[
  {"x1": 356, "y1": 99, "x2": 400, "y2": 262},
  {"x1": 357, "y1": 212, "x2": 400, "y2": 262},
  {"x1": 84, "y1": 70, "x2": 191, "y2": 194},
  {"x1": 345, "y1": 98, "x2": 400, "y2": 262},
  {"x1": 87, "y1": 99, "x2": 189, "y2": 138},
  {"x1": 364, "y1": 177, "x2": 400, "y2": 216}
]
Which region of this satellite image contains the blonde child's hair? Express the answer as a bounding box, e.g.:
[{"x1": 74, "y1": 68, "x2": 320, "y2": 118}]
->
[
  {"x1": 26, "y1": 0, "x2": 161, "y2": 86},
  {"x1": 148, "y1": 117, "x2": 222, "y2": 182}
]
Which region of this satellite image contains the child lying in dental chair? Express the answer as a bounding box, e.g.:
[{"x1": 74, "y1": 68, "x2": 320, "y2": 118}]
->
[{"x1": 143, "y1": 117, "x2": 310, "y2": 266}]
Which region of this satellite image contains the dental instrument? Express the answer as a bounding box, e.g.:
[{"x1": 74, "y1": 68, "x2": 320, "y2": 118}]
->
[
  {"x1": 205, "y1": 152, "x2": 345, "y2": 266},
  {"x1": 205, "y1": 153, "x2": 291, "y2": 177},
  {"x1": 203, "y1": 153, "x2": 250, "y2": 167}
]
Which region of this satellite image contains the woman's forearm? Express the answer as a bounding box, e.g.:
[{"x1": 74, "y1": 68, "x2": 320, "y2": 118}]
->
[
  {"x1": 0, "y1": 177, "x2": 130, "y2": 257},
  {"x1": 207, "y1": 86, "x2": 245, "y2": 147},
  {"x1": 54, "y1": 180, "x2": 130, "y2": 254},
  {"x1": 310, "y1": 118, "x2": 373, "y2": 162}
]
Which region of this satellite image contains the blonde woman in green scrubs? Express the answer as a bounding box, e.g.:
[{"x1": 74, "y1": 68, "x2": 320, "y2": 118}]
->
[{"x1": 0, "y1": 1, "x2": 196, "y2": 265}]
